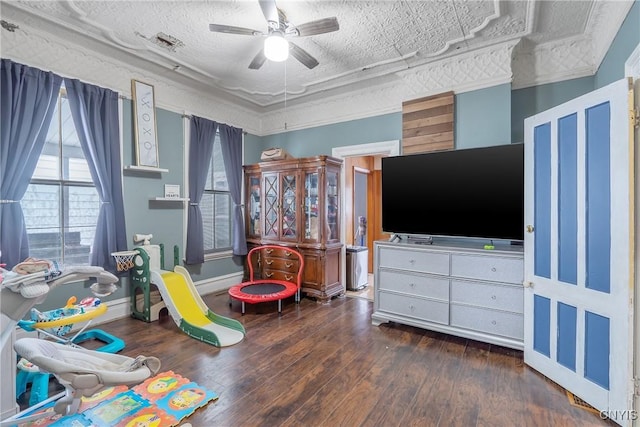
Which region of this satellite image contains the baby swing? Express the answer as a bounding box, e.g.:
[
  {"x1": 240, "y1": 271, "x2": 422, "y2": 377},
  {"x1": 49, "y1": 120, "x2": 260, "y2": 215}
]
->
[{"x1": 0, "y1": 262, "x2": 161, "y2": 426}]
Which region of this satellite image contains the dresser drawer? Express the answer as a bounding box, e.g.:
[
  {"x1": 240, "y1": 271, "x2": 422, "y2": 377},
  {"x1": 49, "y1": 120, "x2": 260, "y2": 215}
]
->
[
  {"x1": 378, "y1": 292, "x2": 449, "y2": 324},
  {"x1": 262, "y1": 257, "x2": 300, "y2": 273},
  {"x1": 378, "y1": 270, "x2": 449, "y2": 301},
  {"x1": 450, "y1": 304, "x2": 523, "y2": 340},
  {"x1": 450, "y1": 280, "x2": 523, "y2": 314},
  {"x1": 262, "y1": 268, "x2": 298, "y2": 283},
  {"x1": 451, "y1": 254, "x2": 523, "y2": 284},
  {"x1": 261, "y1": 246, "x2": 298, "y2": 260},
  {"x1": 379, "y1": 247, "x2": 449, "y2": 275}
]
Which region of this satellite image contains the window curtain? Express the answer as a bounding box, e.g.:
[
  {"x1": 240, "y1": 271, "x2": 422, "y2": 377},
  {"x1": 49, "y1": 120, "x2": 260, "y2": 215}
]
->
[
  {"x1": 0, "y1": 59, "x2": 62, "y2": 269},
  {"x1": 64, "y1": 78, "x2": 127, "y2": 272},
  {"x1": 219, "y1": 124, "x2": 247, "y2": 256},
  {"x1": 185, "y1": 116, "x2": 218, "y2": 265}
]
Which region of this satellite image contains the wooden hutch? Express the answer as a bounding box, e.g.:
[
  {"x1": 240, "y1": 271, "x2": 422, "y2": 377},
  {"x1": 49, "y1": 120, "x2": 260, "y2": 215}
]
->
[{"x1": 244, "y1": 155, "x2": 343, "y2": 303}]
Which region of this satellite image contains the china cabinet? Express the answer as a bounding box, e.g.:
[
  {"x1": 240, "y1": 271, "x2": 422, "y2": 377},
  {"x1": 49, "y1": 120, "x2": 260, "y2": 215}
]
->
[{"x1": 243, "y1": 156, "x2": 343, "y2": 302}]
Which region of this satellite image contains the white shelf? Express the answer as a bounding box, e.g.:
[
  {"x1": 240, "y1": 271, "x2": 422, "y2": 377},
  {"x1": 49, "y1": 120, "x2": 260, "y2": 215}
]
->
[
  {"x1": 152, "y1": 197, "x2": 189, "y2": 201},
  {"x1": 125, "y1": 165, "x2": 169, "y2": 173}
]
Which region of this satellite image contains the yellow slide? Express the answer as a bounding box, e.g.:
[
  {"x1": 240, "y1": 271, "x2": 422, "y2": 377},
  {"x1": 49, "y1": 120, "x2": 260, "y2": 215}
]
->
[{"x1": 150, "y1": 266, "x2": 245, "y2": 347}]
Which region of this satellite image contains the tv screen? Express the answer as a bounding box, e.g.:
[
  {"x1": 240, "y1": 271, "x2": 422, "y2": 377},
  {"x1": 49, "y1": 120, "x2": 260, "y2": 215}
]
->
[{"x1": 382, "y1": 143, "x2": 524, "y2": 241}]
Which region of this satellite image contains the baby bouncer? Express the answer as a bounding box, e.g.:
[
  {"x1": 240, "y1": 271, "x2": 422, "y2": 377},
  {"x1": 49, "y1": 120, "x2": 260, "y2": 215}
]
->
[{"x1": 0, "y1": 263, "x2": 161, "y2": 426}]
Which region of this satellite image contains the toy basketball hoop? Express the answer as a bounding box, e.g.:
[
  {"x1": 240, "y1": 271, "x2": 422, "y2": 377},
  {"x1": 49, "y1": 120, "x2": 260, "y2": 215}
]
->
[{"x1": 111, "y1": 251, "x2": 138, "y2": 272}]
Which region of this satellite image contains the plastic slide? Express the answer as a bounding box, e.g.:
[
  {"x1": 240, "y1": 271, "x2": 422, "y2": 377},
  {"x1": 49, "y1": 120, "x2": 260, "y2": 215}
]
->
[{"x1": 150, "y1": 266, "x2": 245, "y2": 347}]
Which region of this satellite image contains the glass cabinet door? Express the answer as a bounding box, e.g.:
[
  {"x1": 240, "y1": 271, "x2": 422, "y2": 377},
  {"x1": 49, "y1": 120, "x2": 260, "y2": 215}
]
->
[
  {"x1": 263, "y1": 173, "x2": 278, "y2": 238},
  {"x1": 280, "y1": 173, "x2": 297, "y2": 240},
  {"x1": 247, "y1": 174, "x2": 261, "y2": 237},
  {"x1": 326, "y1": 170, "x2": 339, "y2": 241},
  {"x1": 303, "y1": 170, "x2": 319, "y2": 241}
]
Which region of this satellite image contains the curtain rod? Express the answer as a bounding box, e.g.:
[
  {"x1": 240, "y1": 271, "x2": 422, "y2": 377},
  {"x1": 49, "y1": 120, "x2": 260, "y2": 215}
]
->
[{"x1": 181, "y1": 114, "x2": 247, "y2": 134}]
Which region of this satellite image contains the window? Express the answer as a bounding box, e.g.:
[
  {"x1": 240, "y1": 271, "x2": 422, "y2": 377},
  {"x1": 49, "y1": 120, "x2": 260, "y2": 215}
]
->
[
  {"x1": 21, "y1": 89, "x2": 100, "y2": 265},
  {"x1": 201, "y1": 132, "x2": 232, "y2": 253}
]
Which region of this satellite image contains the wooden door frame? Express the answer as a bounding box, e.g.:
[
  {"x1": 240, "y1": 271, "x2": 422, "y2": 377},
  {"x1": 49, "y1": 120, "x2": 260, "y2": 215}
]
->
[
  {"x1": 332, "y1": 140, "x2": 400, "y2": 290},
  {"x1": 625, "y1": 42, "x2": 640, "y2": 424}
]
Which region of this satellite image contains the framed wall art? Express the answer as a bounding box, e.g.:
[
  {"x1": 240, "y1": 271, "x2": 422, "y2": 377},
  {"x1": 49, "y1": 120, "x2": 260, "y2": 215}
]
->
[{"x1": 132, "y1": 79, "x2": 159, "y2": 168}]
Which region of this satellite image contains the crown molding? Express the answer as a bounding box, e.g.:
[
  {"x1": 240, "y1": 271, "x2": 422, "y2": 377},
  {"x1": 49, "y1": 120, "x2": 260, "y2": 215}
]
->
[
  {"x1": 259, "y1": 40, "x2": 518, "y2": 135},
  {"x1": 586, "y1": 0, "x2": 635, "y2": 69},
  {"x1": 626, "y1": 43, "x2": 640, "y2": 78},
  {"x1": 511, "y1": 36, "x2": 596, "y2": 90}
]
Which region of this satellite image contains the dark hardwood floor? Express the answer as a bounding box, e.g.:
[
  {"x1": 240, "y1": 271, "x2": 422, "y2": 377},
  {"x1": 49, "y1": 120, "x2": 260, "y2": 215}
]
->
[{"x1": 48, "y1": 292, "x2": 615, "y2": 426}]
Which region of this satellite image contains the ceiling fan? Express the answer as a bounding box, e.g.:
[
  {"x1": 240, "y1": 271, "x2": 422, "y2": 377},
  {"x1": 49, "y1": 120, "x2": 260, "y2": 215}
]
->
[{"x1": 209, "y1": 0, "x2": 339, "y2": 70}]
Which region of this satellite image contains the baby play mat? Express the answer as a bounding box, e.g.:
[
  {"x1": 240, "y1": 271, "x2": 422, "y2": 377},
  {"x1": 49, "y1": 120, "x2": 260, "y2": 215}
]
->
[{"x1": 15, "y1": 371, "x2": 217, "y2": 426}]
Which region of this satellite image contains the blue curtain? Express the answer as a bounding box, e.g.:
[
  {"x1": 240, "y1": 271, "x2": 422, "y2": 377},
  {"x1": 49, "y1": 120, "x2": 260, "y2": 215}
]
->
[
  {"x1": 64, "y1": 78, "x2": 127, "y2": 272},
  {"x1": 219, "y1": 124, "x2": 247, "y2": 256},
  {"x1": 185, "y1": 116, "x2": 218, "y2": 265},
  {"x1": 0, "y1": 59, "x2": 62, "y2": 269}
]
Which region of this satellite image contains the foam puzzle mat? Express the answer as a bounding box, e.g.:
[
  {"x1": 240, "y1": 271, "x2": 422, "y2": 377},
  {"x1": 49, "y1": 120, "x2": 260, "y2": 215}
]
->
[{"x1": 16, "y1": 371, "x2": 218, "y2": 426}]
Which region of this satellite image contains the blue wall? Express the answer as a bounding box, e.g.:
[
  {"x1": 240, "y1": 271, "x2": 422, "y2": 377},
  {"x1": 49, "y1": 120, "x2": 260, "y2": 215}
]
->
[
  {"x1": 251, "y1": 83, "x2": 514, "y2": 163},
  {"x1": 456, "y1": 84, "x2": 512, "y2": 148},
  {"x1": 253, "y1": 113, "x2": 402, "y2": 163},
  {"x1": 120, "y1": 103, "x2": 244, "y2": 282},
  {"x1": 511, "y1": 76, "x2": 594, "y2": 144}
]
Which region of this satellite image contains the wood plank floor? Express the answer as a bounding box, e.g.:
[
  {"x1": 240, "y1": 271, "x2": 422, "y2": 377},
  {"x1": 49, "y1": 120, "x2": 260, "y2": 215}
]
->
[{"x1": 61, "y1": 292, "x2": 615, "y2": 426}]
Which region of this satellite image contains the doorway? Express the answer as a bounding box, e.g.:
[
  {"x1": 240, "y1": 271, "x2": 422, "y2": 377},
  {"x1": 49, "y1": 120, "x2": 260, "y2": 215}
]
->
[{"x1": 332, "y1": 140, "x2": 400, "y2": 300}]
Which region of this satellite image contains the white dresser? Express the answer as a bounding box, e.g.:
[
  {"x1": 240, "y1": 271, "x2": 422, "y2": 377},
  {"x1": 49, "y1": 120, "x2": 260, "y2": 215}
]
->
[{"x1": 372, "y1": 240, "x2": 524, "y2": 350}]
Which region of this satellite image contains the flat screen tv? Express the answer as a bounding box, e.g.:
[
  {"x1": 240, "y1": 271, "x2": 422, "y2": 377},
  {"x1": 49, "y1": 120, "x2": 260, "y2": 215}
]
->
[{"x1": 381, "y1": 143, "x2": 524, "y2": 241}]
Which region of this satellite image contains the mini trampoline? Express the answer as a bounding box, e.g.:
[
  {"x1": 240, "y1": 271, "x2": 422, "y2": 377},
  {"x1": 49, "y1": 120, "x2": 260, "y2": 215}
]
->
[{"x1": 228, "y1": 245, "x2": 304, "y2": 314}]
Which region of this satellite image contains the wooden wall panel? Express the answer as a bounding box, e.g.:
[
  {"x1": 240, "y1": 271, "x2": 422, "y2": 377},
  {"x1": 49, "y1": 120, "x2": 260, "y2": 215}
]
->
[{"x1": 402, "y1": 91, "x2": 454, "y2": 154}]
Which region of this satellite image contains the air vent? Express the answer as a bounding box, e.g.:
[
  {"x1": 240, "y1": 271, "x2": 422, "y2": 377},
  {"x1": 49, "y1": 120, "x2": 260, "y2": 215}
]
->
[
  {"x1": 1, "y1": 20, "x2": 19, "y2": 32},
  {"x1": 136, "y1": 31, "x2": 184, "y2": 52}
]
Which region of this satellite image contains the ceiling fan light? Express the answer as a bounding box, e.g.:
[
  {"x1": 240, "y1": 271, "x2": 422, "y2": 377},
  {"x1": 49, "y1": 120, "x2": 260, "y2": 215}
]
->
[{"x1": 264, "y1": 34, "x2": 289, "y2": 62}]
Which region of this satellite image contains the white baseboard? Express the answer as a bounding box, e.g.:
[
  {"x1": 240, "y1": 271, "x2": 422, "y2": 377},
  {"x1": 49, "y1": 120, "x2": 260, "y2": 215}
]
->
[{"x1": 15, "y1": 272, "x2": 243, "y2": 340}]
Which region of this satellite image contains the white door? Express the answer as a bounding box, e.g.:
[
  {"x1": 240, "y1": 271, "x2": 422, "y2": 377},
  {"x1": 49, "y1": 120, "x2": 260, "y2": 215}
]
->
[{"x1": 523, "y1": 77, "x2": 635, "y2": 425}]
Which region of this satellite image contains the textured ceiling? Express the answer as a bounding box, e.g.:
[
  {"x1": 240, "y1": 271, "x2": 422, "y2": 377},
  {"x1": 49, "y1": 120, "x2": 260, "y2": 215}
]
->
[{"x1": 0, "y1": 0, "x2": 629, "y2": 111}]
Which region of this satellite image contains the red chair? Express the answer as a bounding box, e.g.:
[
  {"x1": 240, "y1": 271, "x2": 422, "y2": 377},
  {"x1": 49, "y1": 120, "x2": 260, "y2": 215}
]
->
[{"x1": 228, "y1": 245, "x2": 304, "y2": 315}]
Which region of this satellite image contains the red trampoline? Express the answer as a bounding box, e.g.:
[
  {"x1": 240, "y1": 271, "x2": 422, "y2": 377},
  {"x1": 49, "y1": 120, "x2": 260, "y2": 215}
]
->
[{"x1": 228, "y1": 245, "x2": 304, "y2": 314}]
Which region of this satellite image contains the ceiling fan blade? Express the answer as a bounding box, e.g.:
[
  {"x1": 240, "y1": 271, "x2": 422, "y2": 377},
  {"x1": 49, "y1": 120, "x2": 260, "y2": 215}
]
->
[
  {"x1": 209, "y1": 23, "x2": 261, "y2": 36},
  {"x1": 293, "y1": 17, "x2": 339, "y2": 37},
  {"x1": 259, "y1": 0, "x2": 279, "y2": 27},
  {"x1": 249, "y1": 49, "x2": 267, "y2": 70},
  {"x1": 289, "y1": 42, "x2": 319, "y2": 69}
]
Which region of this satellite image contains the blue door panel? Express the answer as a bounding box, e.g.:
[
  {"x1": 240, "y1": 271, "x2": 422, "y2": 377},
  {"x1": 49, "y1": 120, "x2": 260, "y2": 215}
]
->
[
  {"x1": 585, "y1": 102, "x2": 611, "y2": 293},
  {"x1": 534, "y1": 123, "x2": 551, "y2": 279},
  {"x1": 557, "y1": 302, "x2": 577, "y2": 371},
  {"x1": 584, "y1": 311, "x2": 610, "y2": 390},
  {"x1": 533, "y1": 295, "x2": 551, "y2": 357},
  {"x1": 558, "y1": 114, "x2": 578, "y2": 285}
]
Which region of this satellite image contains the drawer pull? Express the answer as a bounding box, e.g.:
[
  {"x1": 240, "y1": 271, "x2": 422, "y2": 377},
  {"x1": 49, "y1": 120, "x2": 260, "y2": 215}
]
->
[
  {"x1": 491, "y1": 267, "x2": 497, "y2": 272},
  {"x1": 285, "y1": 251, "x2": 292, "y2": 257},
  {"x1": 409, "y1": 282, "x2": 415, "y2": 288},
  {"x1": 491, "y1": 295, "x2": 497, "y2": 300},
  {"x1": 285, "y1": 274, "x2": 293, "y2": 281},
  {"x1": 409, "y1": 304, "x2": 415, "y2": 311},
  {"x1": 491, "y1": 320, "x2": 497, "y2": 325},
  {"x1": 266, "y1": 248, "x2": 273, "y2": 254},
  {"x1": 409, "y1": 259, "x2": 415, "y2": 265},
  {"x1": 285, "y1": 262, "x2": 293, "y2": 268},
  {"x1": 265, "y1": 272, "x2": 274, "y2": 278},
  {"x1": 265, "y1": 259, "x2": 273, "y2": 265}
]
